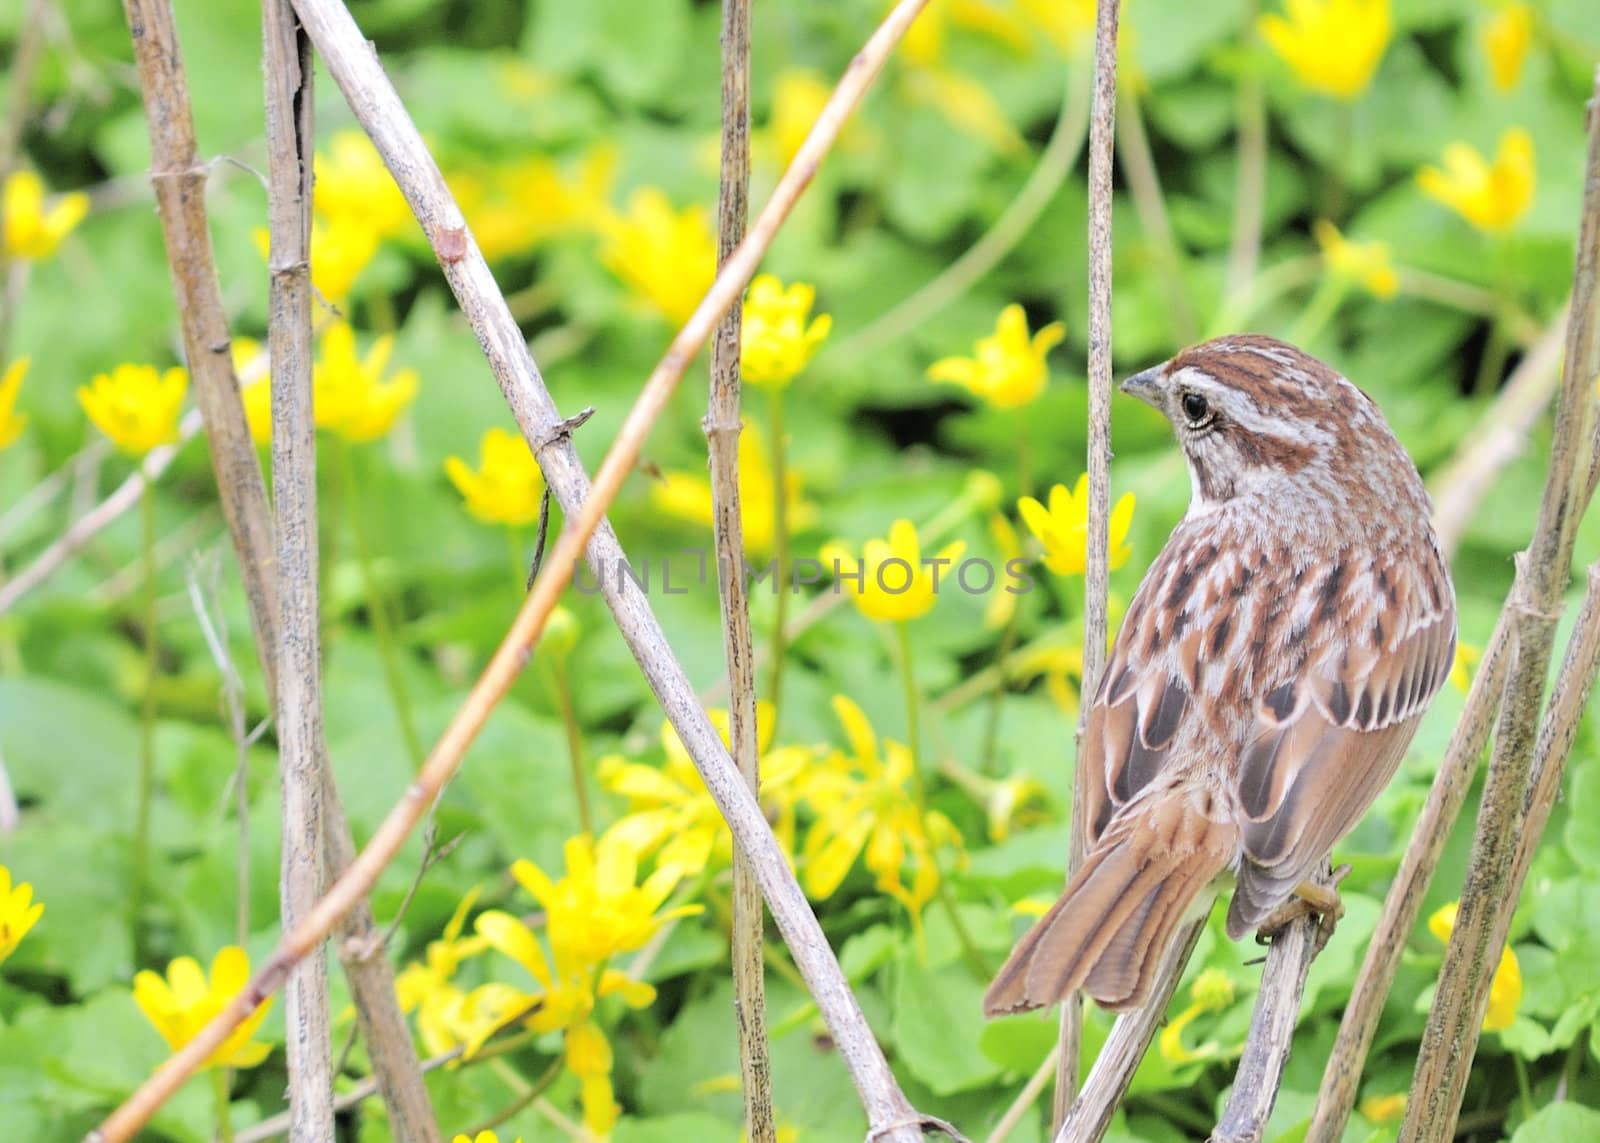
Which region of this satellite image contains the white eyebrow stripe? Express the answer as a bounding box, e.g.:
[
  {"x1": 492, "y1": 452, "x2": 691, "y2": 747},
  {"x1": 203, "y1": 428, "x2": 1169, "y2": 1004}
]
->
[{"x1": 1170, "y1": 366, "x2": 1334, "y2": 447}]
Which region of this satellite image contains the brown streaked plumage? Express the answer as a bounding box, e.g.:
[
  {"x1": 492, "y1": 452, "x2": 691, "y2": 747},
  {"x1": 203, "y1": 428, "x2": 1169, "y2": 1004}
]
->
[{"x1": 984, "y1": 334, "x2": 1455, "y2": 1017}]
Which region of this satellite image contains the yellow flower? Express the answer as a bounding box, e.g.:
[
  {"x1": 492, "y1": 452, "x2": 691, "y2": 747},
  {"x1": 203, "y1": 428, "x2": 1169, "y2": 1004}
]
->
[
  {"x1": 1360, "y1": 1093, "x2": 1408, "y2": 1125},
  {"x1": 650, "y1": 421, "x2": 816, "y2": 557},
  {"x1": 510, "y1": 833, "x2": 702, "y2": 973},
  {"x1": 1017, "y1": 475, "x2": 1135, "y2": 577},
  {"x1": 1259, "y1": 0, "x2": 1391, "y2": 100},
  {"x1": 799, "y1": 695, "x2": 963, "y2": 934},
  {"x1": 454, "y1": 146, "x2": 617, "y2": 262},
  {"x1": 767, "y1": 70, "x2": 832, "y2": 168},
  {"x1": 600, "y1": 703, "x2": 813, "y2": 876},
  {"x1": 132, "y1": 946, "x2": 275, "y2": 1069},
  {"x1": 445, "y1": 427, "x2": 545, "y2": 527},
  {"x1": 822, "y1": 519, "x2": 967, "y2": 624},
  {"x1": 252, "y1": 214, "x2": 380, "y2": 305},
  {"x1": 395, "y1": 889, "x2": 489, "y2": 1056},
  {"x1": 0, "y1": 865, "x2": 43, "y2": 964},
  {"x1": 314, "y1": 130, "x2": 411, "y2": 240},
  {"x1": 1418, "y1": 128, "x2": 1536, "y2": 233},
  {"x1": 1313, "y1": 220, "x2": 1399, "y2": 300},
  {"x1": 453, "y1": 1134, "x2": 521, "y2": 1143},
  {"x1": 1428, "y1": 902, "x2": 1523, "y2": 1032},
  {"x1": 3, "y1": 170, "x2": 89, "y2": 260},
  {"x1": 928, "y1": 304, "x2": 1065, "y2": 410},
  {"x1": 740, "y1": 274, "x2": 832, "y2": 388},
  {"x1": 1482, "y1": 4, "x2": 1534, "y2": 92},
  {"x1": 314, "y1": 322, "x2": 419, "y2": 442},
  {"x1": 1450, "y1": 640, "x2": 1482, "y2": 694},
  {"x1": 982, "y1": 773, "x2": 1049, "y2": 843},
  {"x1": 0, "y1": 358, "x2": 30, "y2": 451},
  {"x1": 1158, "y1": 967, "x2": 1236, "y2": 1065},
  {"x1": 901, "y1": 0, "x2": 1031, "y2": 67},
  {"x1": 467, "y1": 838, "x2": 697, "y2": 1137},
  {"x1": 78, "y1": 363, "x2": 187, "y2": 457},
  {"x1": 598, "y1": 189, "x2": 716, "y2": 326},
  {"x1": 1013, "y1": 639, "x2": 1085, "y2": 716},
  {"x1": 901, "y1": 67, "x2": 1026, "y2": 156},
  {"x1": 1019, "y1": 0, "x2": 1096, "y2": 56}
]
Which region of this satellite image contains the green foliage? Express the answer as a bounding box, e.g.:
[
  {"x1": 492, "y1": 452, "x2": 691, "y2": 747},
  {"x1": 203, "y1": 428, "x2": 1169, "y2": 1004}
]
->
[{"x1": 1, "y1": 0, "x2": 1598, "y2": 1140}]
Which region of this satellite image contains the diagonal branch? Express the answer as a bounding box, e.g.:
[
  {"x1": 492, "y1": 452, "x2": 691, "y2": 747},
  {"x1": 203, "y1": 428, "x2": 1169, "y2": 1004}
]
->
[
  {"x1": 706, "y1": 1, "x2": 775, "y2": 1140},
  {"x1": 87, "y1": 1, "x2": 940, "y2": 1139},
  {"x1": 1056, "y1": 0, "x2": 1121, "y2": 1127},
  {"x1": 1402, "y1": 67, "x2": 1600, "y2": 1141},
  {"x1": 1211, "y1": 864, "x2": 1337, "y2": 1143},
  {"x1": 1306, "y1": 602, "x2": 1514, "y2": 1141}
]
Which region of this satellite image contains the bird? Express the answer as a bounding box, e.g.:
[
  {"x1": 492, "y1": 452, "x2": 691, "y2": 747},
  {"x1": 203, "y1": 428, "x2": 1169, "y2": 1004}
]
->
[{"x1": 984, "y1": 334, "x2": 1456, "y2": 1017}]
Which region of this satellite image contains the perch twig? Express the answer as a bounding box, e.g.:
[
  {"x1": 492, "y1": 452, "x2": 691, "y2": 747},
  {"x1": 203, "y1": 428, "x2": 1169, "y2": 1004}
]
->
[{"x1": 1401, "y1": 66, "x2": 1600, "y2": 1142}]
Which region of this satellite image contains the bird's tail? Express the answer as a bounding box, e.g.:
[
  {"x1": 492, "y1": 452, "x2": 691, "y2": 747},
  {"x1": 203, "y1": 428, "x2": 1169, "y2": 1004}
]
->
[{"x1": 983, "y1": 796, "x2": 1235, "y2": 1016}]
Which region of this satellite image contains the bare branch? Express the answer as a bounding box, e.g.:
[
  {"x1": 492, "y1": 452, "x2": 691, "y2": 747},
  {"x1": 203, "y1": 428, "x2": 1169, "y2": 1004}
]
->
[
  {"x1": 1211, "y1": 865, "x2": 1338, "y2": 1143},
  {"x1": 1308, "y1": 604, "x2": 1514, "y2": 1141},
  {"x1": 261, "y1": 1, "x2": 333, "y2": 1133},
  {"x1": 119, "y1": 0, "x2": 281, "y2": 700},
  {"x1": 706, "y1": 1, "x2": 774, "y2": 1140},
  {"x1": 86, "y1": 1, "x2": 936, "y2": 1138},
  {"x1": 1402, "y1": 67, "x2": 1600, "y2": 1140},
  {"x1": 1057, "y1": 0, "x2": 1121, "y2": 1126}
]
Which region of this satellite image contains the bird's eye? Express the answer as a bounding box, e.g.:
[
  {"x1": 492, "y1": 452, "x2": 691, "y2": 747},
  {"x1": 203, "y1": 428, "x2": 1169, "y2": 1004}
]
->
[{"x1": 1181, "y1": 392, "x2": 1211, "y2": 424}]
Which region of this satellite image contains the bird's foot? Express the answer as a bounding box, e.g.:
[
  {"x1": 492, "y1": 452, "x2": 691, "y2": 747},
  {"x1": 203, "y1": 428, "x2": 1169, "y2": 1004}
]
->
[{"x1": 1255, "y1": 864, "x2": 1351, "y2": 955}]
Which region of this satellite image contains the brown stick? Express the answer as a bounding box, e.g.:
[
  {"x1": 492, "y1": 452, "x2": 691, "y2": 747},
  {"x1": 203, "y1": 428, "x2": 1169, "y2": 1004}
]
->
[
  {"x1": 1306, "y1": 603, "x2": 1514, "y2": 1142},
  {"x1": 116, "y1": 0, "x2": 438, "y2": 1135},
  {"x1": 1210, "y1": 865, "x2": 1337, "y2": 1143},
  {"x1": 707, "y1": 1, "x2": 775, "y2": 1140},
  {"x1": 261, "y1": 1, "x2": 333, "y2": 1133},
  {"x1": 1402, "y1": 67, "x2": 1600, "y2": 1141},
  {"x1": 120, "y1": 0, "x2": 281, "y2": 702},
  {"x1": 1056, "y1": 0, "x2": 1120, "y2": 1127},
  {"x1": 87, "y1": 1, "x2": 937, "y2": 1138}
]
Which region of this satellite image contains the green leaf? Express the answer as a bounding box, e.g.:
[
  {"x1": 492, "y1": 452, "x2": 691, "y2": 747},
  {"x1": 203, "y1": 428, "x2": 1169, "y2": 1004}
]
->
[
  {"x1": 889, "y1": 955, "x2": 1001, "y2": 1095},
  {"x1": 1509, "y1": 1102, "x2": 1600, "y2": 1143}
]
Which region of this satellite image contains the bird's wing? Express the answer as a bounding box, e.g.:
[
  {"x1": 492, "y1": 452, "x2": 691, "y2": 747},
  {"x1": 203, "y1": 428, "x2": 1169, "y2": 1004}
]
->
[
  {"x1": 1081, "y1": 522, "x2": 1455, "y2": 937},
  {"x1": 1080, "y1": 525, "x2": 1217, "y2": 848},
  {"x1": 1224, "y1": 540, "x2": 1455, "y2": 935}
]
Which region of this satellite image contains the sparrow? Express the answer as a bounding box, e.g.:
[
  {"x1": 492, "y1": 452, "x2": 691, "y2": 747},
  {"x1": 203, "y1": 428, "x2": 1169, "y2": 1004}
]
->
[{"x1": 984, "y1": 334, "x2": 1456, "y2": 1015}]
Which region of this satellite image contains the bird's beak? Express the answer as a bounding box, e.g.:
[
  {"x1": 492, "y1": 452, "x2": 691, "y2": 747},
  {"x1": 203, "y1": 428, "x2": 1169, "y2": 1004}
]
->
[{"x1": 1119, "y1": 363, "x2": 1166, "y2": 407}]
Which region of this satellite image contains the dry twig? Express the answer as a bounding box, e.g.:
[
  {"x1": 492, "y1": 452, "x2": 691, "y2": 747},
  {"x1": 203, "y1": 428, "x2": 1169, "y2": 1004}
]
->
[
  {"x1": 706, "y1": 1, "x2": 775, "y2": 1139},
  {"x1": 261, "y1": 3, "x2": 333, "y2": 1133},
  {"x1": 87, "y1": 1, "x2": 941, "y2": 1138},
  {"x1": 1211, "y1": 865, "x2": 1338, "y2": 1143},
  {"x1": 1306, "y1": 601, "x2": 1513, "y2": 1141},
  {"x1": 1402, "y1": 68, "x2": 1600, "y2": 1141},
  {"x1": 120, "y1": 0, "x2": 281, "y2": 699},
  {"x1": 1055, "y1": 0, "x2": 1121, "y2": 1127}
]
